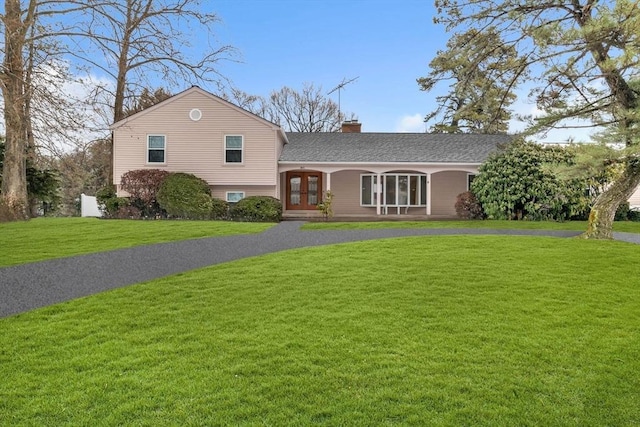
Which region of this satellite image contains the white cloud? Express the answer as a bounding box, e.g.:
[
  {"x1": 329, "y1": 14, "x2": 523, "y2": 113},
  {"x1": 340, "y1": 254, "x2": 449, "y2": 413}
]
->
[
  {"x1": 396, "y1": 113, "x2": 426, "y2": 133},
  {"x1": 509, "y1": 99, "x2": 598, "y2": 144},
  {"x1": 0, "y1": 60, "x2": 115, "y2": 155}
]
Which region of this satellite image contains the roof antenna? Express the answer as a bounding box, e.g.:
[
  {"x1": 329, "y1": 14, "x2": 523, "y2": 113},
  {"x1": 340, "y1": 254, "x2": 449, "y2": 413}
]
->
[{"x1": 328, "y1": 76, "x2": 359, "y2": 124}]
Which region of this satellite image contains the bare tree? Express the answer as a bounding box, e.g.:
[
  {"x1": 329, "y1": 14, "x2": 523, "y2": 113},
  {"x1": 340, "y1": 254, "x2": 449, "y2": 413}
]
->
[
  {"x1": 0, "y1": 0, "x2": 101, "y2": 220},
  {"x1": 219, "y1": 87, "x2": 269, "y2": 117},
  {"x1": 220, "y1": 83, "x2": 349, "y2": 132},
  {"x1": 72, "y1": 0, "x2": 234, "y2": 123},
  {"x1": 55, "y1": 137, "x2": 111, "y2": 215},
  {"x1": 265, "y1": 83, "x2": 344, "y2": 132},
  {"x1": 0, "y1": 0, "x2": 35, "y2": 219},
  {"x1": 0, "y1": 1, "x2": 234, "y2": 221},
  {"x1": 64, "y1": 0, "x2": 235, "y2": 184}
]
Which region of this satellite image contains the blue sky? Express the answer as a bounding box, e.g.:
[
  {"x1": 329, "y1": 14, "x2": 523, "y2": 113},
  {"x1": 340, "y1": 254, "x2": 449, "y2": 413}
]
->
[
  {"x1": 208, "y1": 0, "x2": 593, "y2": 142},
  {"x1": 212, "y1": 0, "x2": 439, "y2": 133}
]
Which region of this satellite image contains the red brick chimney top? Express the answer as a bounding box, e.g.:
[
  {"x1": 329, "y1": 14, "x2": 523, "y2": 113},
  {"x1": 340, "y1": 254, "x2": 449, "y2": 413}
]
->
[{"x1": 341, "y1": 120, "x2": 361, "y2": 133}]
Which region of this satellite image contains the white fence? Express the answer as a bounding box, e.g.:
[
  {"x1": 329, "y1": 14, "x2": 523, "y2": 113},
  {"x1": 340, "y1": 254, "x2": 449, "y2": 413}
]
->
[{"x1": 80, "y1": 193, "x2": 103, "y2": 217}]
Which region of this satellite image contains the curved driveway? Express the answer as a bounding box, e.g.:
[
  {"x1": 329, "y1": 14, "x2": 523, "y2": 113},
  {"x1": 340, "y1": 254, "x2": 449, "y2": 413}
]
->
[{"x1": 1, "y1": 221, "x2": 638, "y2": 318}]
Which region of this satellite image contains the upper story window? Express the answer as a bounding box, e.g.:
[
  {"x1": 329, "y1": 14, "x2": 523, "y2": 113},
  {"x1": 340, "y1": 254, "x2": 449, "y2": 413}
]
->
[
  {"x1": 147, "y1": 135, "x2": 166, "y2": 163},
  {"x1": 225, "y1": 135, "x2": 243, "y2": 164}
]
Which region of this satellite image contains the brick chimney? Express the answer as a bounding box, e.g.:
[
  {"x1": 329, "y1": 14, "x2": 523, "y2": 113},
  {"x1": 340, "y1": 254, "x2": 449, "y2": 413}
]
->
[{"x1": 341, "y1": 120, "x2": 361, "y2": 133}]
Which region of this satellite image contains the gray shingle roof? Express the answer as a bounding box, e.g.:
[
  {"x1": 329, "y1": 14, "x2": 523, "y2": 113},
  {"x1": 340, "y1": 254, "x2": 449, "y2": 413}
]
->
[{"x1": 280, "y1": 132, "x2": 512, "y2": 163}]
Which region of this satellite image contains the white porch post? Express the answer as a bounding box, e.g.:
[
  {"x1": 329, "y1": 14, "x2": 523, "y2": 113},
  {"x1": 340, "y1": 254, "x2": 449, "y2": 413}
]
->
[
  {"x1": 376, "y1": 173, "x2": 382, "y2": 215},
  {"x1": 427, "y1": 172, "x2": 432, "y2": 215},
  {"x1": 325, "y1": 172, "x2": 331, "y2": 193}
]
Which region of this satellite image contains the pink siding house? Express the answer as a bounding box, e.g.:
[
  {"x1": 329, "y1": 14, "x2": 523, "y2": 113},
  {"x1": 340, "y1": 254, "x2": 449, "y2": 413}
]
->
[
  {"x1": 111, "y1": 86, "x2": 511, "y2": 218},
  {"x1": 111, "y1": 86, "x2": 287, "y2": 203}
]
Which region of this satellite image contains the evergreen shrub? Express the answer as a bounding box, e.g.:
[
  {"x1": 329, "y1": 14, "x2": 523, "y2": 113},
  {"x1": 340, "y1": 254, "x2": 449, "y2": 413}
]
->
[
  {"x1": 211, "y1": 198, "x2": 229, "y2": 220},
  {"x1": 157, "y1": 172, "x2": 213, "y2": 220},
  {"x1": 229, "y1": 196, "x2": 282, "y2": 222},
  {"x1": 471, "y1": 140, "x2": 590, "y2": 220},
  {"x1": 615, "y1": 201, "x2": 630, "y2": 221},
  {"x1": 96, "y1": 185, "x2": 130, "y2": 219}
]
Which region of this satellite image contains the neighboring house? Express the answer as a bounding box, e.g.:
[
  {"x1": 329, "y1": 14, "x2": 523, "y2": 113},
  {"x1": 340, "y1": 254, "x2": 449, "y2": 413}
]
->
[
  {"x1": 111, "y1": 86, "x2": 511, "y2": 218},
  {"x1": 630, "y1": 187, "x2": 640, "y2": 210}
]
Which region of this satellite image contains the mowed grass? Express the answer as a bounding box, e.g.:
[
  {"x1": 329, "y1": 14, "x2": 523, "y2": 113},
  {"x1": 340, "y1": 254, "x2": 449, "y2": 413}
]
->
[
  {"x1": 0, "y1": 218, "x2": 273, "y2": 267},
  {"x1": 303, "y1": 219, "x2": 640, "y2": 233},
  {"x1": 1, "y1": 236, "x2": 639, "y2": 425}
]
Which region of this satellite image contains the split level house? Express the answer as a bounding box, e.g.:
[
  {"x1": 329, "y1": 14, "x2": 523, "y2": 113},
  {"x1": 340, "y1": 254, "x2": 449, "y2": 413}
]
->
[{"x1": 110, "y1": 86, "x2": 517, "y2": 218}]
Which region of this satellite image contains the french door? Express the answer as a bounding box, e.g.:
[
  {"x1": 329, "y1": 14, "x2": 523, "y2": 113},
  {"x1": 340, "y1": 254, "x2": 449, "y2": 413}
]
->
[{"x1": 286, "y1": 171, "x2": 322, "y2": 210}]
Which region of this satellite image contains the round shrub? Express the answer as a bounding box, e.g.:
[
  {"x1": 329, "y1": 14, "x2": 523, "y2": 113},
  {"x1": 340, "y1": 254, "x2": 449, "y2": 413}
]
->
[
  {"x1": 157, "y1": 172, "x2": 213, "y2": 220},
  {"x1": 455, "y1": 191, "x2": 484, "y2": 219},
  {"x1": 471, "y1": 140, "x2": 590, "y2": 220},
  {"x1": 615, "y1": 201, "x2": 631, "y2": 221},
  {"x1": 211, "y1": 197, "x2": 229, "y2": 220},
  {"x1": 229, "y1": 196, "x2": 282, "y2": 222},
  {"x1": 628, "y1": 209, "x2": 640, "y2": 222}
]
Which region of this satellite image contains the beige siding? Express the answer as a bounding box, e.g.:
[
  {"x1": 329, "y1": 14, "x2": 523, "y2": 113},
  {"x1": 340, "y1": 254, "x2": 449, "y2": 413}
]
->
[
  {"x1": 431, "y1": 171, "x2": 468, "y2": 216},
  {"x1": 280, "y1": 169, "x2": 468, "y2": 217},
  {"x1": 113, "y1": 88, "x2": 281, "y2": 192},
  {"x1": 629, "y1": 185, "x2": 640, "y2": 208},
  {"x1": 329, "y1": 170, "x2": 377, "y2": 215}
]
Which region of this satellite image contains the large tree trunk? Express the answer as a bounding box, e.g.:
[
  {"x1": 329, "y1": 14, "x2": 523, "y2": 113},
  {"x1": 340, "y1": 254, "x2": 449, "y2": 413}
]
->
[
  {"x1": 0, "y1": 0, "x2": 29, "y2": 221},
  {"x1": 583, "y1": 161, "x2": 640, "y2": 240}
]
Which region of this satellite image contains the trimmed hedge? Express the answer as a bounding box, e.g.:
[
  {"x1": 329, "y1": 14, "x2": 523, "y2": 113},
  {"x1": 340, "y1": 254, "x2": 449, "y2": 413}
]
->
[
  {"x1": 230, "y1": 196, "x2": 282, "y2": 222},
  {"x1": 96, "y1": 185, "x2": 131, "y2": 219},
  {"x1": 211, "y1": 198, "x2": 230, "y2": 220},
  {"x1": 157, "y1": 173, "x2": 213, "y2": 220}
]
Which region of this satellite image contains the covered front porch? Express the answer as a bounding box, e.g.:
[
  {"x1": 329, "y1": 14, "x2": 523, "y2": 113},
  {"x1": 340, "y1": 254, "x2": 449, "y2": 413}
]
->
[{"x1": 278, "y1": 163, "x2": 478, "y2": 219}]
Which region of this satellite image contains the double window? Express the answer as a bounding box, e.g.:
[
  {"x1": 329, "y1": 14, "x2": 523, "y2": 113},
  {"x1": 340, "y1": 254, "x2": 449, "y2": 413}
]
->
[
  {"x1": 147, "y1": 135, "x2": 166, "y2": 163},
  {"x1": 361, "y1": 174, "x2": 427, "y2": 206},
  {"x1": 225, "y1": 135, "x2": 243, "y2": 164}
]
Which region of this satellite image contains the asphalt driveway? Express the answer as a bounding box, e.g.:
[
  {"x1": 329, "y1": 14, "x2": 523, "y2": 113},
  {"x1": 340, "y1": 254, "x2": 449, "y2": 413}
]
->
[{"x1": 2, "y1": 221, "x2": 638, "y2": 318}]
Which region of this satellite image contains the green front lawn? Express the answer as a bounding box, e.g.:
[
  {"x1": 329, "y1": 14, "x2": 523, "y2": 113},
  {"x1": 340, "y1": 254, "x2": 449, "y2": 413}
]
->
[
  {"x1": 0, "y1": 218, "x2": 273, "y2": 267},
  {"x1": 302, "y1": 219, "x2": 640, "y2": 233},
  {"x1": 1, "y1": 236, "x2": 639, "y2": 425}
]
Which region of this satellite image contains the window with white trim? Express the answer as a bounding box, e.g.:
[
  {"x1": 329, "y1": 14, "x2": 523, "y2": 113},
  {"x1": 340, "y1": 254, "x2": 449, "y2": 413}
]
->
[
  {"x1": 225, "y1": 135, "x2": 243, "y2": 164},
  {"x1": 147, "y1": 135, "x2": 166, "y2": 163},
  {"x1": 361, "y1": 174, "x2": 427, "y2": 206},
  {"x1": 226, "y1": 191, "x2": 245, "y2": 203}
]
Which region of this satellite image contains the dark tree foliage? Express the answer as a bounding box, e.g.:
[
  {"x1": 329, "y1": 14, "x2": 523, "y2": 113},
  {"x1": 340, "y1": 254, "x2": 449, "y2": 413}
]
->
[
  {"x1": 471, "y1": 141, "x2": 590, "y2": 221},
  {"x1": 431, "y1": 0, "x2": 640, "y2": 238},
  {"x1": 418, "y1": 28, "x2": 522, "y2": 133},
  {"x1": 124, "y1": 88, "x2": 172, "y2": 118},
  {"x1": 1, "y1": 140, "x2": 60, "y2": 217}
]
